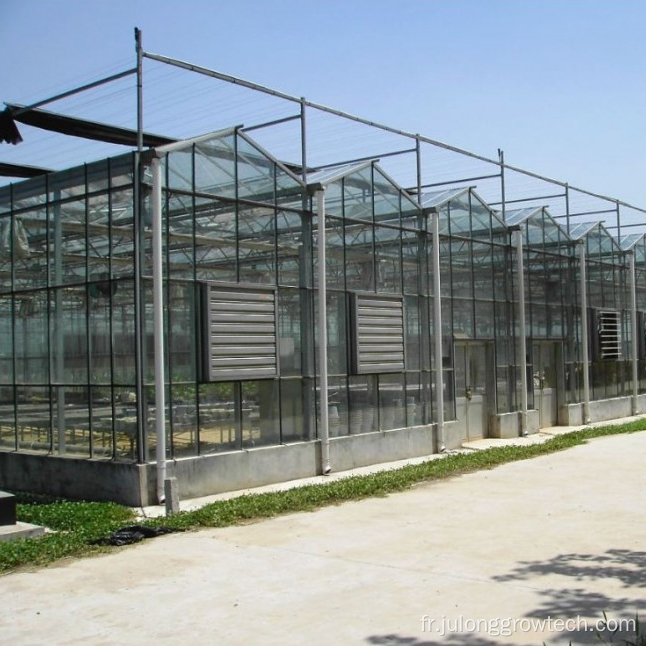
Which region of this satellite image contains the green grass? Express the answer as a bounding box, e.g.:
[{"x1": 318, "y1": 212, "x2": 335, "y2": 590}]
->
[{"x1": 2, "y1": 419, "x2": 646, "y2": 575}]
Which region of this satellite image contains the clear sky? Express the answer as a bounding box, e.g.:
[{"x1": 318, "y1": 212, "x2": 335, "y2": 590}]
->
[{"x1": 1, "y1": 0, "x2": 645, "y2": 213}]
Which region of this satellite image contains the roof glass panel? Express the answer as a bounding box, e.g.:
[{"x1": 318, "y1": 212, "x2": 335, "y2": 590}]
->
[
  {"x1": 193, "y1": 133, "x2": 237, "y2": 199},
  {"x1": 420, "y1": 188, "x2": 468, "y2": 210},
  {"x1": 306, "y1": 161, "x2": 373, "y2": 188},
  {"x1": 342, "y1": 166, "x2": 373, "y2": 222},
  {"x1": 569, "y1": 221, "x2": 600, "y2": 240},
  {"x1": 619, "y1": 233, "x2": 643, "y2": 251},
  {"x1": 504, "y1": 207, "x2": 541, "y2": 227}
]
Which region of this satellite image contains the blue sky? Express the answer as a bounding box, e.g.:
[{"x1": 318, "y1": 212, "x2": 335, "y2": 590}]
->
[{"x1": 1, "y1": 0, "x2": 645, "y2": 213}]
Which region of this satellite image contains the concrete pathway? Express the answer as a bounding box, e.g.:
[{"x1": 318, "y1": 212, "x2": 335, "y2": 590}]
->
[{"x1": 2, "y1": 427, "x2": 646, "y2": 645}]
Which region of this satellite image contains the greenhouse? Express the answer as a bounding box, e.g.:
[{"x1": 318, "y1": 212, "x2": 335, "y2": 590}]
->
[{"x1": 1, "y1": 44, "x2": 646, "y2": 506}]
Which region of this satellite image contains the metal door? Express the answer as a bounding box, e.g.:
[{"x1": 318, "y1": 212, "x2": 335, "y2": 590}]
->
[
  {"x1": 454, "y1": 342, "x2": 491, "y2": 441},
  {"x1": 532, "y1": 341, "x2": 561, "y2": 428}
]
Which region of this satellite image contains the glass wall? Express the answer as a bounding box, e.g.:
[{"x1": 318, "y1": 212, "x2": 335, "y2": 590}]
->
[{"x1": 0, "y1": 156, "x2": 138, "y2": 460}]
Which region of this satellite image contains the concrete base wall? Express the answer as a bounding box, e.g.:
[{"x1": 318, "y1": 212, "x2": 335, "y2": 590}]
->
[
  {"x1": 489, "y1": 410, "x2": 540, "y2": 438},
  {"x1": 171, "y1": 424, "x2": 439, "y2": 503},
  {"x1": 0, "y1": 425, "x2": 440, "y2": 506},
  {"x1": 559, "y1": 395, "x2": 646, "y2": 426},
  {"x1": 0, "y1": 452, "x2": 151, "y2": 507}
]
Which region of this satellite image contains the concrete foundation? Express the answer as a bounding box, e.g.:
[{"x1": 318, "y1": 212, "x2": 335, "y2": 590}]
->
[
  {"x1": 559, "y1": 394, "x2": 645, "y2": 426},
  {"x1": 0, "y1": 452, "x2": 151, "y2": 507},
  {"x1": 490, "y1": 410, "x2": 540, "y2": 438}
]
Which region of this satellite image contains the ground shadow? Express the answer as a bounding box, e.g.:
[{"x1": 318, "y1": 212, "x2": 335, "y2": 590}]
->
[{"x1": 493, "y1": 548, "x2": 645, "y2": 644}]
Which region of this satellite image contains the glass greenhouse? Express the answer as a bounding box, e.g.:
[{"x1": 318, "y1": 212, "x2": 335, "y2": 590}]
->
[{"x1": 1, "y1": 50, "x2": 645, "y2": 505}]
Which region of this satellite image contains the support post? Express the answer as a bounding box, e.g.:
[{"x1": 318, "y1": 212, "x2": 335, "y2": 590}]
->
[
  {"x1": 629, "y1": 251, "x2": 639, "y2": 415},
  {"x1": 53, "y1": 196, "x2": 65, "y2": 453},
  {"x1": 133, "y1": 27, "x2": 146, "y2": 463},
  {"x1": 579, "y1": 240, "x2": 591, "y2": 423},
  {"x1": 431, "y1": 209, "x2": 445, "y2": 451},
  {"x1": 151, "y1": 155, "x2": 167, "y2": 503},
  {"x1": 514, "y1": 228, "x2": 528, "y2": 435},
  {"x1": 315, "y1": 188, "x2": 331, "y2": 474}
]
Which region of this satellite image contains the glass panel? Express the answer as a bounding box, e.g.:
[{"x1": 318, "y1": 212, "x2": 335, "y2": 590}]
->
[
  {"x1": 345, "y1": 220, "x2": 373, "y2": 292},
  {"x1": 328, "y1": 376, "x2": 348, "y2": 437},
  {"x1": 324, "y1": 291, "x2": 347, "y2": 374},
  {"x1": 52, "y1": 385, "x2": 90, "y2": 457},
  {"x1": 110, "y1": 187, "x2": 135, "y2": 279},
  {"x1": 50, "y1": 286, "x2": 88, "y2": 385},
  {"x1": 402, "y1": 229, "x2": 421, "y2": 294},
  {"x1": 280, "y1": 378, "x2": 312, "y2": 442},
  {"x1": 238, "y1": 205, "x2": 275, "y2": 284},
  {"x1": 278, "y1": 288, "x2": 302, "y2": 377},
  {"x1": 325, "y1": 216, "x2": 345, "y2": 291},
  {"x1": 405, "y1": 373, "x2": 424, "y2": 426},
  {"x1": 50, "y1": 199, "x2": 86, "y2": 286},
  {"x1": 241, "y1": 380, "x2": 279, "y2": 448},
  {"x1": 374, "y1": 225, "x2": 401, "y2": 293},
  {"x1": 277, "y1": 210, "x2": 304, "y2": 287},
  {"x1": 113, "y1": 386, "x2": 138, "y2": 461},
  {"x1": 343, "y1": 168, "x2": 372, "y2": 222},
  {"x1": 168, "y1": 282, "x2": 197, "y2": 382},
  {"x1": 194, "y1": 134, "x2": 237, "y2": 198},
  {"x1": 14, "y1": 290, "x2": 48, "y2": 384},
  {"x1": 16, "y1": 386, "x2": 50, "y2": 452},
  {"x1": 194, "y1": 196, "x2": 237, "y2": 283},
  {"x1": 88, "y1": 286, "x2": 112, "y2": 385},
  {"x1": 87, "y1": 192, "x2": 111, "y2": 281},
  {"x1": 372, "y1": 168, "x2": 401, "y2": 224},
  {"x1": 91, "y1": 385, "x2": 114, "y2": 458},
  {"x1": 0, "y1": 386, "x2": 15, "y2": 450},
  {"x1": 0, "y1": 295, "x2": 13, "y2": 384},
  {"x1": 14, "y1": 209, "x2": 48, "y2": 290},
  {"x1": 198, "y1": 382, "x2": 237, "y2": 454},
  {"x1": 166, "y1": 192, "x2": 195, "y2": 280},
  {"x1": 379, "y1": 373, "x2": 405, "y2": 430},
  {"x1": 112, "y1": 280, "x2": 137, "y2": 385},
  {"x1": 167, "y1": 150, "x2": 193, "y2": 192},
  {"x1": 405, "y1": 295, "x2": 421, "y2": 371},
  {"x1": 171, "y1": 384, "x2": 198, "y2": 458},
  {"x1": 348, "y1": 374, "x2": 377, "y2": 434},
  {"x1": 237, "y1": 135, "x2": 275, "y2": 202},
  {"x1": 0, "y1": 215, "x2": 11, "y2": 293}
]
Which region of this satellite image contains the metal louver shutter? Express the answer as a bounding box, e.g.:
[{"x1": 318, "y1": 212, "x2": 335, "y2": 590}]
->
[
  {"x1": 203, "y1": 285, "x2": 277, "y2": 381},
  {"x1": 597, "y1": 310, "x2": 621, "y2": 360},
  {"x1": 351, "y1": 293, "x2": 405, "y2": 374}
]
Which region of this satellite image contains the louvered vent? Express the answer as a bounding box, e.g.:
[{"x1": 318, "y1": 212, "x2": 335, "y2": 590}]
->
[
  {"x1": 597, "y1": 310, "x2": 621, "y2": 360},
  {"x1": 351, "y1": 294, "x2": 405, "y2": 374},
  {"x1": 203, "y1": 285, "x2": 277, "y2": 381}
]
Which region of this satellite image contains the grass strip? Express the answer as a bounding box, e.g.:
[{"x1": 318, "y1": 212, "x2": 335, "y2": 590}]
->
[{"x1": 2, "y1": 419, "x2": 646, "y2": 574}]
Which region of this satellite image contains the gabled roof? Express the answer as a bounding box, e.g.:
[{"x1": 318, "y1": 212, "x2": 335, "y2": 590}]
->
[
  {"x1": 619, "y1": 233, "x2": 644, "y2": 252},
  {"x1": 419, "y1": 187, "x2": 469, "y2": 211},
  {"x1": 569, "y1": 221, "x2": 601, "y2": 240},
  {"x1": 504, "y1": 206, "x2": 543, "y2": 227},
  {"x1": 305, "y1": 160, "x2": 374, "y2": 189}
]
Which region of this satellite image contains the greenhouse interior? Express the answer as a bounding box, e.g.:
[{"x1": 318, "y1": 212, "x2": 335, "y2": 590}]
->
[{"x1": 2, "y1": 40, "x2": 646, "y2": 505}]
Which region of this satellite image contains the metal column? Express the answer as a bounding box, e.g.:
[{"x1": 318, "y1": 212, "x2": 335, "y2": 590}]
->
[
  {"x1": 151, "y1": 156, "x2": 167, "y2": 503},
  {"x1": 431, "y1": 210, "x2": 445, "y2": 451},
  {"x1": 514, "y1": 228, "x2": 528, "y2": 435},
  {"x1": 629, "y1": 251, "x2": 639, "y2": 415},
  {"x1": 579, "y1": 240, "x2": 591, "y2": 423},
  {"x1": 315, "y1": 188, "x2": 331, "y2": 474}
]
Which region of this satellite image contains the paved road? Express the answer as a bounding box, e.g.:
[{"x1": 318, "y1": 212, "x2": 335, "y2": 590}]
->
[{"x1": 2, "y1": 431, "x2": 646, "y2": 645}]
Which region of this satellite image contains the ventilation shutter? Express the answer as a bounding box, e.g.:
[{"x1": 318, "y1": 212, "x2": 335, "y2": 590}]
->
[
  {"x1": 351, "y1": 294, "x2": 405, "y2": 374},
  {"x1": 203, "y1": 285, "x2": 277, "y2": 380},
  {"x1": 597, "y1": 310, "x2": 621, "y2": 360}
]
